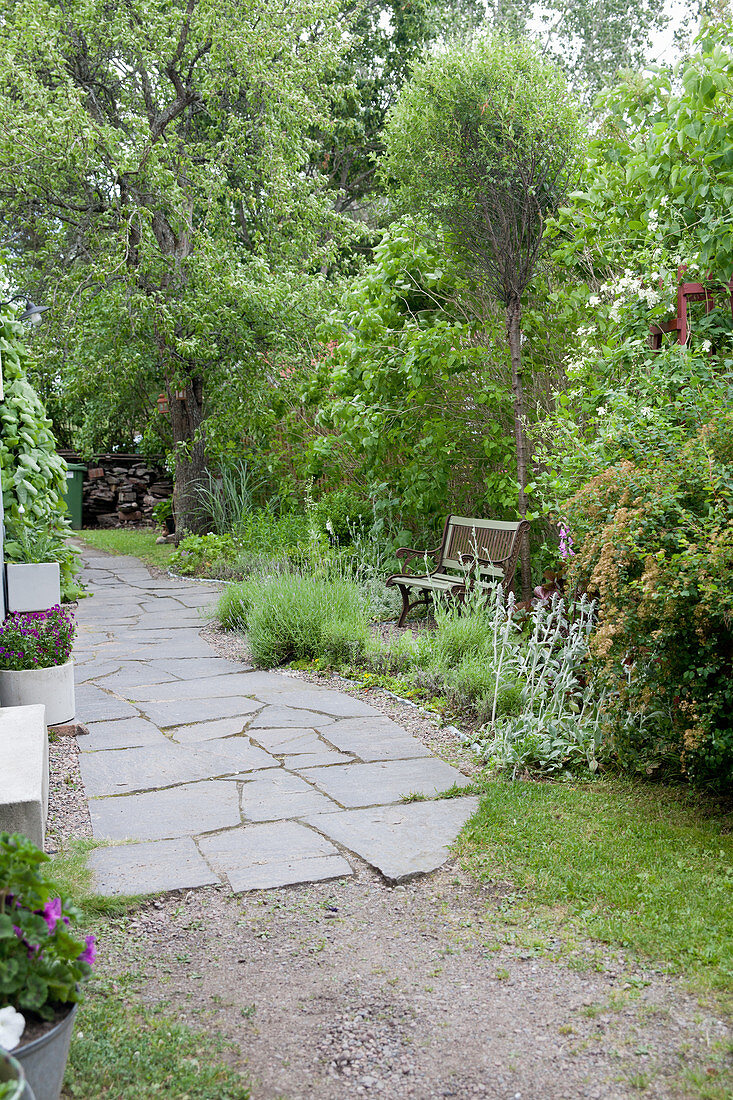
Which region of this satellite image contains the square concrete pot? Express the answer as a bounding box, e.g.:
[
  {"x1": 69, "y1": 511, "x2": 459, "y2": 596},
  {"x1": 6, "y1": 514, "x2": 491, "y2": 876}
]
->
[{"x1": 6, "y1": 563, "x2": 61, "y2": 614}]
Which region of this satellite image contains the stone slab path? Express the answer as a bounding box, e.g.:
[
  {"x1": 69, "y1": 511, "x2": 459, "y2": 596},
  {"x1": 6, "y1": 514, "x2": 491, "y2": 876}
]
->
[{"x1": 73, "y1": 548, "x2": 478, "y2": 896}]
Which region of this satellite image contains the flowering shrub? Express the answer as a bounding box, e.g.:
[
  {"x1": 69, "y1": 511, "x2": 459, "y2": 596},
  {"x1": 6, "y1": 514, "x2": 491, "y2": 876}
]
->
[
  {"x1": 0, "y1": 606, "x2": 76, "y2": 672},
  {"x1": 0, "y1": 832, "x2": 96, "y2": 1040},
  {"x1": 563, "y1": 412, "x2": 733, "y2": 788}
]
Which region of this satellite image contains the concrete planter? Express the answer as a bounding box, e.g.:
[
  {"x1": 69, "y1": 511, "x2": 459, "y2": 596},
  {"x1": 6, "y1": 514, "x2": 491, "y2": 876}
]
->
[
  {"x1": 14, "y1": 1004, "x2": 77, "y2": 1100},
  {"x1": 5, "y1": 564, "x2": 61, "y2": 614},
  {"x1": 0, "y1": 705, "x2": 49, "y2": 849},
  {"x1": 0, "y1": 660, "x2": 75, "y2": 725}
]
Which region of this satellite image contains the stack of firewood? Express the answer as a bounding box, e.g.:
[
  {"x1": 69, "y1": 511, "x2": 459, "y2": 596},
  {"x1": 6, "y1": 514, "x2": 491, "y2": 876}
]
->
[{"x1": 73, "y1": 456, "x2": 172, "y2": 528}]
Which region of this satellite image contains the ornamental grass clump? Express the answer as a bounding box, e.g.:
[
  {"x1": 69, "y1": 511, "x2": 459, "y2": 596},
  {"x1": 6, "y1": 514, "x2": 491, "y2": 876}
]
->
[
  {"x1": 0, "y1": 832, "x2": 96, "y2": 1052},
  {"x1": 0, "y1": 606, "x2": 75, "y2": 672},
  {"x1": 215, "y1": 572, "x2": 369, "y2": 667}
]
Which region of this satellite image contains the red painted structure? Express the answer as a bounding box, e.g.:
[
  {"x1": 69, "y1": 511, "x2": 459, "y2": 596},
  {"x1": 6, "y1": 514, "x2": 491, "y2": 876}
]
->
[{"x1": 650, "y1": 268, "x2": 733, "y2": 349}]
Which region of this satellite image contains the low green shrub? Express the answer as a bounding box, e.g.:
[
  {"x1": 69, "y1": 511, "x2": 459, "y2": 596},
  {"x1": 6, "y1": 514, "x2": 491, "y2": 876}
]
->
[
  {"x1": 446, "y1": 654, "x2": 497, "y2": 708},
  {"x1": 170, "y1": 533, "x2": 241, "y2": 577},
  {"x1": 216, "y1": 572, "x2": 369, "y2": 667},
  {"x1": 215, "y1": 580, "x2": 258, "y2": 632},
  {"x1": 320, "y1": 617, "x2": 369, "y2": 664},
  {"x1": 311, "y1": 487, "x2": 372, "y2": 544},
  {"x1": 431, "y1": 607, "x2": 493, "y2": 671}
]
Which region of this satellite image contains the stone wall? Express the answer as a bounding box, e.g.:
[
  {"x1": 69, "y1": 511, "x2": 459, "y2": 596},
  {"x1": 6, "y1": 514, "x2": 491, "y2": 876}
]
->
[{"x1": 58, "y1": 452, "x2": 172, "y2": 528}]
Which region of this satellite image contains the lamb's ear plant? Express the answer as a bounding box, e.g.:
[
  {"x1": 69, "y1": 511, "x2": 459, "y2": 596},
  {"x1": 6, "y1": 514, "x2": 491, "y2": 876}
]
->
[{"x1": 464, "y1": 591, "x2": 604, "y2": 778}]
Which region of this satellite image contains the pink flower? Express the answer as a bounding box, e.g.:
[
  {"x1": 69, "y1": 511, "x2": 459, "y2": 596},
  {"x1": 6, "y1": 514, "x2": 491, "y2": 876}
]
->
[
  {"x1": 78, "y1": 934, "x2": 97, "y2": 966},
  {"x1": 42, "y1": 897, "x2": 62, "y2": 934}
]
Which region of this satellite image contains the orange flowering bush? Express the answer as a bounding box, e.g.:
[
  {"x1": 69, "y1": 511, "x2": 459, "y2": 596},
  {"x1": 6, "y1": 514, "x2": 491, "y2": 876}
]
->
[{"x1": 564, "y1": 415, "x2": 733, "y2": 787}]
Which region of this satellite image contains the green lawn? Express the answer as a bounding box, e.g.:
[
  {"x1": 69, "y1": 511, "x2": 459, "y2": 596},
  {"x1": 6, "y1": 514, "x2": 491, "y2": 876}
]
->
[
  {"x1": 74, "y1": 528, "x2": 174, "y2": 572},
  {"x1": 65, "y1": 978, "x2": 250, "y2": 1099},
  {"x1": 456, "y1": 778, "x2": 733, "y2": 992}
]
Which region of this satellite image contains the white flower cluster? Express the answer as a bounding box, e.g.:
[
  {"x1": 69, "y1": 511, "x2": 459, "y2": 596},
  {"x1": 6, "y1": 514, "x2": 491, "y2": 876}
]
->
[
  {"x1": 595, "y1": 270, "x2": 663, "y2": 321},
  {"x1": 565, "y1": 358, "x2": 586, "y2": 379}
]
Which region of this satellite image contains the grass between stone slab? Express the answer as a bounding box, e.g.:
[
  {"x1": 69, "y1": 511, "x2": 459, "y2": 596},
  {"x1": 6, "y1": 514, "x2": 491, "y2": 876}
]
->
[
  {"x1": 454, "y1": 778, "x2": 733, "y2": 996},
  {"x1": 50, "y1": 838, "x2": 149, "y2": 917},
  {"x1": 74, "y1": 528, "x2": 174, "y2": 572},
  {"x1": 64, "y1": 975, "x2": 250, "y2": 1099}
]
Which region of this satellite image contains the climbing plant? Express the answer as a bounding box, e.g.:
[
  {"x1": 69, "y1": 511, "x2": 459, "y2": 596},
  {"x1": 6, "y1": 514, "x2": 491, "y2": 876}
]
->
[{"x1": 0, "y1": 308, "x2": 80, "y2": 600}]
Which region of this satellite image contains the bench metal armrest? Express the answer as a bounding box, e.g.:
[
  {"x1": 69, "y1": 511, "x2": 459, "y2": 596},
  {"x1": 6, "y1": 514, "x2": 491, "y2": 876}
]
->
[{"x1": 395, "y1": 546, "x2": 440, "y2": 574}]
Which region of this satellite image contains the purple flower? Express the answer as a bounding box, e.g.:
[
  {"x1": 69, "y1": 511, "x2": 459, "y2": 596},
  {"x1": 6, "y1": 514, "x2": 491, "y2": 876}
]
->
[
  {"x1": 559, "y1": 521, "x2": 575, "y2": 561},
  {"x1": 42, "y1": 897, "x2": 62, "y2": 934},
  {"x1": 78, "y1": 934, "x2": 97, "y2": 967}
]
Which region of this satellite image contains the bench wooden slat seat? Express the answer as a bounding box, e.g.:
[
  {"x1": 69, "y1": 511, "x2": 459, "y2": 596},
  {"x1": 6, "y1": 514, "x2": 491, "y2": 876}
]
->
[{"x1": 386, "y1": 514, "x2": 530, "y2": 628}]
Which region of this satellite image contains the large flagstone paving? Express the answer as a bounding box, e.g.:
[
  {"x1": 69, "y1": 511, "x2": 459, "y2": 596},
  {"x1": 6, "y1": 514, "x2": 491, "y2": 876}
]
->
[{"x1": 73, "y1": 546, "x2": 478, "y2": 896}]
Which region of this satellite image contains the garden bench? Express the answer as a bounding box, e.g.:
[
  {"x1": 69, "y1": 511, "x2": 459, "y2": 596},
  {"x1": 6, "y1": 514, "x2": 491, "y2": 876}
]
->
[{"x1": 386, "y1": 515, "x2": 530, "y2": 628}]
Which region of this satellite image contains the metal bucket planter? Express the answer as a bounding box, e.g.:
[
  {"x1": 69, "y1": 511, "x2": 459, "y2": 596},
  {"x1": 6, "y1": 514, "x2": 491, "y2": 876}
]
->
[
  {"x1": 0, "y1": 660, "x2": 75, "y2": 725},
  {"x1": 0, "y1": 1048, "x2": 35, "y2": 1100},
  {"x1": 13, "y1": 1005, "x2": 77, "y2": 1100}
]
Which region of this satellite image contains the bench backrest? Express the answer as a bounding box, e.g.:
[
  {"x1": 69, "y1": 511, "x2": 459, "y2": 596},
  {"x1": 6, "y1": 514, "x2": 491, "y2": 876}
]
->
[{"x1": 439, "y1": 516, "x2": 528, "y2": 577}]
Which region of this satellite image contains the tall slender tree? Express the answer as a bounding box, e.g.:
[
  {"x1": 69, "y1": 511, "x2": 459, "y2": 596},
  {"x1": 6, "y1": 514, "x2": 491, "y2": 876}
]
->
[{"x1": 382, "y1": 35, "x2": 584, "y2": 596}]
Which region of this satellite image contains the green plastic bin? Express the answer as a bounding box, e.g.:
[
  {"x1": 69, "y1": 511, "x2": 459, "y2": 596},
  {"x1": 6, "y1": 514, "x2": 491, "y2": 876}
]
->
[{"x1": 63, "y1": 463, "x2": 86, "y2": 530}]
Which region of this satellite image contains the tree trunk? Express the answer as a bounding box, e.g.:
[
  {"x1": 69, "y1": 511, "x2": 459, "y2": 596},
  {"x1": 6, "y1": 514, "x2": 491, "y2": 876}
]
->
[
  {"x1": 167, "y1": 374, "x2": 208, "y2": 536},
  {"x1": 505, "y1": 296, "x2": 532, "y2": 600}
]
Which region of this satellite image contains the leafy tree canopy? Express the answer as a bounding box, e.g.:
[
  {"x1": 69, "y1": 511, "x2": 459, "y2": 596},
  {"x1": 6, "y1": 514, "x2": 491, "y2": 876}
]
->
[
  {"x1": 310, "y1": 218, "x2": 517, "y2": 523},
  {"x1": 0, "y1": 0, "x2": 353, "y2": 528}
]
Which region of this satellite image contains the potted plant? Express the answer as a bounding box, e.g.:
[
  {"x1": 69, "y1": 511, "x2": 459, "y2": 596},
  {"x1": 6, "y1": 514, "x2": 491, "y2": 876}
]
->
[
  {"x1": 152, "y1": 497, "x2": 175, "y2": 535},
  {"x1": 0, "y1": 832, "x2": 96, "y2": 1100},
  {"x1": 0, "y1": 607, "x2": 76, "y2": 725}
]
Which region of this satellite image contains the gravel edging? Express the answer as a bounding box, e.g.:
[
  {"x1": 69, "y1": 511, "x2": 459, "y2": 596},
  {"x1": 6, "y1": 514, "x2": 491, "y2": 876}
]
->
[{"x1": 47, "y1": 732, "x2": 92, "y2": 851}]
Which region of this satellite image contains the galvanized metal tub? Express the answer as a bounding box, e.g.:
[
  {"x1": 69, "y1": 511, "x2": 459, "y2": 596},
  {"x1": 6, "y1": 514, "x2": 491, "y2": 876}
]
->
[{"x1": 14, "y1": 1004, "x2": 77, "y2": 1100}]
